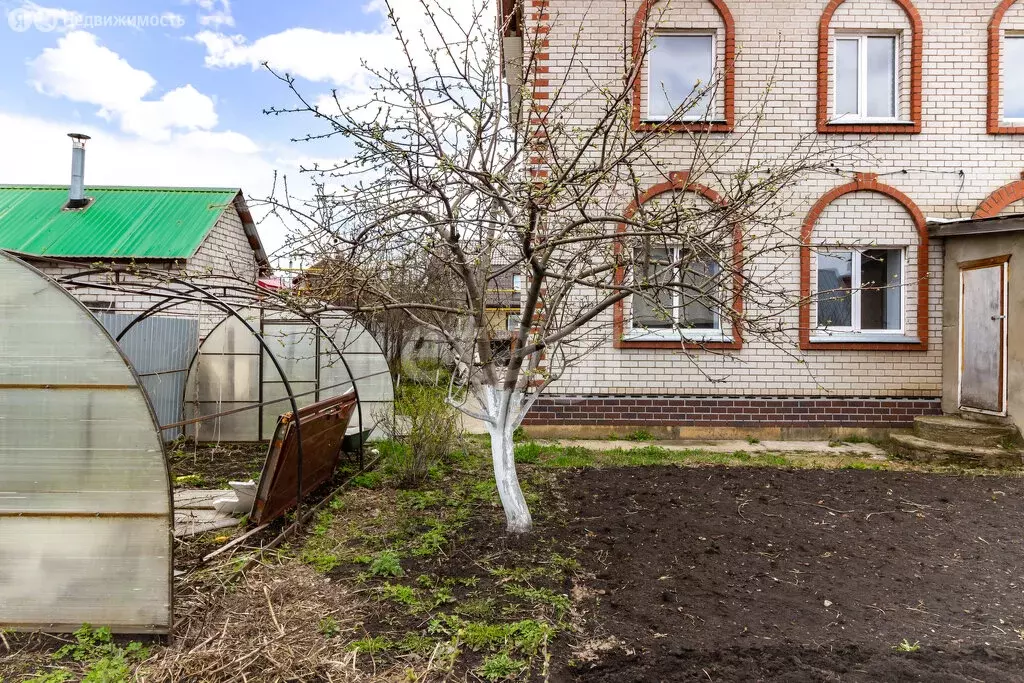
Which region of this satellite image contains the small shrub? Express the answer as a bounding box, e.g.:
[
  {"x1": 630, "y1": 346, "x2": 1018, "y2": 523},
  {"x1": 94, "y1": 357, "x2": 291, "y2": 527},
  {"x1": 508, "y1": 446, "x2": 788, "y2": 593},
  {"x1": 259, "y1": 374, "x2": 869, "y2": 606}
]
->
[
  {"x1": 379, "y1": 386, "x2": 463, "y2": 486},
  {"x1": 746, "y1": 436, "x2": 761, "y2": 445},
  {"x1": 367, "y1": 550, "x2": 404, "y2": 578},
  {"x1": 512, "y1": 426, "x2": 529, "y2": 442}
]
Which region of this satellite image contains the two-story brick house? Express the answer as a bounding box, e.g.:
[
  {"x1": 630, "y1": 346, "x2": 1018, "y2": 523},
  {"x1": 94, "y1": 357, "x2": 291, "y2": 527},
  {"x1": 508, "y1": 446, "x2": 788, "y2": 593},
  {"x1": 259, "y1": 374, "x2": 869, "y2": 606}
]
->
[{"x1": 502, "y1": 0, "x2": 1024, "y2": 436}]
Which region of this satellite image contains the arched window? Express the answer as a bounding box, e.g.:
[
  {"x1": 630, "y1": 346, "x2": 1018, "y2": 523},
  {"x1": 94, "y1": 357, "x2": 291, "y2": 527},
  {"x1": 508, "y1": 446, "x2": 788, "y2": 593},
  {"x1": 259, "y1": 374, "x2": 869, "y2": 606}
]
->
[
  {"x1": 614, "y1": 172, "x2": 743, "y2": 350},
  {"x1": 800, "y1": 174, "x2": 929, "y2": 351},
  {"x1": 630, "y1": 0, "x2": 735, "y2": 133},
  {"x1": 988, "y1": 0, "x2": 1024, "y2": 134},
  {"x1": 816, "y1": 0, "x2": 922, "y2": 133}
]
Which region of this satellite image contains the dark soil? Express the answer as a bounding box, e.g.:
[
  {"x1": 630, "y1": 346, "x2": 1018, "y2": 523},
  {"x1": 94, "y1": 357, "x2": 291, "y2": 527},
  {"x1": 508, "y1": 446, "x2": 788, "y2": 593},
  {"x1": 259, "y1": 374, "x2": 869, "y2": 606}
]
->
[
  {"x1": 321, "y1": 465, "x2": 579, "y2": 680},
  {"x1": 555, "y1": 466, "x2": 1024, "y2": 682},
  {"x1": 168, "y1": 440, "x2": 269, "y2": 488}
]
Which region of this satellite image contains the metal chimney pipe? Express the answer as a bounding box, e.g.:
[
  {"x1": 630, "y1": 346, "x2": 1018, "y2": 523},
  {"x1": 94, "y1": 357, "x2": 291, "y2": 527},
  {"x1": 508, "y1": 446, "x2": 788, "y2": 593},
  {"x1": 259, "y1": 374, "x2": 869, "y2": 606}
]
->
[{"x1": 67, "y1": 132, "x2": 91, "y2": 209}]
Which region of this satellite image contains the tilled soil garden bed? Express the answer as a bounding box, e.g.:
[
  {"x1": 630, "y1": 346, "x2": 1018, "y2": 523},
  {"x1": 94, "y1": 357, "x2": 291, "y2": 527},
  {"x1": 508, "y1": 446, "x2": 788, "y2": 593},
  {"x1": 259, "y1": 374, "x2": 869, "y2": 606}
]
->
[
  {"x1": 6, "y1": 444, "x2": 1024, "y2": 682},
  {"x1": 558, "y1": 466, "x2": 1024, "y2": 682}
]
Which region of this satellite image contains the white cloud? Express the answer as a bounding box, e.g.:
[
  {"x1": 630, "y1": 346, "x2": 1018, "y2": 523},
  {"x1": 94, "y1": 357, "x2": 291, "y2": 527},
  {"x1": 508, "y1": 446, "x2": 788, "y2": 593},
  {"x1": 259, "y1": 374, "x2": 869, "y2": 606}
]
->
[
  {"x1": 28, "y1": 31, "x2": 228, "y2": 142},
  {"x1": 194, "y1": 27, "x2": 393, "y2": 87},
  {"x1": 177, "y1": 129, "x2": 261, "y2": 155},
  {"x1": 184, "y1": 0, "x2": 233, "y2": 28},
  {"x1": 193, "y1": 0, "x2": 483, "y2": 89}
]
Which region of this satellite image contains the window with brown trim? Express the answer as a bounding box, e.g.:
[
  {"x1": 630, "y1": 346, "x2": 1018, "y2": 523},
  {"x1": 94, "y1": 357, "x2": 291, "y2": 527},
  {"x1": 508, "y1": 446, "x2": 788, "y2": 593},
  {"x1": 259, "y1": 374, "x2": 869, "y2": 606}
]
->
[
  {"x1": 816, "y1": 0, "x2": 922, "y2": 134},
  {"x1": 799, "y1": 174, "x2": 929, "y2": 352},
  {"x1": 989, "y1": 0, "x2": 1024, "y2": 134},
  {"x1": 613, "y1": 172, "x2": 743, "y2": 351},
  {"x1": 630, "y1": 0, "x2": 735, "y2": 133}
]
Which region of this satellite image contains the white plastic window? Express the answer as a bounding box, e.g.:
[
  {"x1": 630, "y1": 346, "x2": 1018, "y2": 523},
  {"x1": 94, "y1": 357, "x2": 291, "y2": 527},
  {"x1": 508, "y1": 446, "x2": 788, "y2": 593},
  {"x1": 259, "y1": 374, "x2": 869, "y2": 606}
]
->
[
  {"x1": 816, "y1": 248, "x2": 904, "y2": 333},
  {"x1": 834, "y1": 35, "x2": 898, "y2": 121},
  {"x1": 1004, "y1": 36, "x2": 1024, "y2": 122},
  {"x1": 648, "y1": 33, "x2": 716, "y2": 121},
  {"x1": 631, "y1": 246, "x2": 722, "y2": 333}
]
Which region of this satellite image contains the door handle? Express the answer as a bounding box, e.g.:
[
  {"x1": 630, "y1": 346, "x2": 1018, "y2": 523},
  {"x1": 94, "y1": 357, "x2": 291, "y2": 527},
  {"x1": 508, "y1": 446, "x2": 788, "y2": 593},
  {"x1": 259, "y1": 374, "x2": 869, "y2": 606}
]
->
[{"x1": 992, "y1": 315, "x2": 1006, "y2": 321}]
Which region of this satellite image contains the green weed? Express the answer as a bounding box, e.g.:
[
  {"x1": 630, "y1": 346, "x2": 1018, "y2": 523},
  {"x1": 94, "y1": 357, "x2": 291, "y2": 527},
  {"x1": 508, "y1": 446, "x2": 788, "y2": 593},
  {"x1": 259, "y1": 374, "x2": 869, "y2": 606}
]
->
[
  {"x1": 544, "y1": 446, "x2": 594, "y2": 468},
  {"x1": 625, "y1": 429, "x2": 654, "y2": 442},
  {"x1": 477, "y1": 652, "x2": 528, "y2": 681},
  {"x1": 349, "y1": 635, "x2": 393, "y2": 653},
  {"x1": 513, "y1": 442, "x2": 543, "y2": 464},
  {"x1": 367, "y1": 550, "x2": 404, "y2": 578},
  {"x1": 318, "y1": 616, "x2": 342, "y2": 638},
  {"x1": 412, "y1": 524, "x2": 450, "y2": 557},
  {"x1": 33, "y1": 624, "x2": 149, "y2": 683},
  {"x1": 893, "y1": 639, "x2": 921, "y2": 653},
  {"x1": 503, "y1": 585, "x2": 571, "y2": 615}
]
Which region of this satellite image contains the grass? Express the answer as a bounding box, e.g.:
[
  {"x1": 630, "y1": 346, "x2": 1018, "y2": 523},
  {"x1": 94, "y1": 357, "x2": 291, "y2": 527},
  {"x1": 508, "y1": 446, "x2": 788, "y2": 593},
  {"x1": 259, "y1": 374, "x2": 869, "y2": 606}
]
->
[
  {"x1": 21, "y1": 625, "x2": 149, "y2": 683},
  {"x1": 500, "y1": 436, "x2": 1019, "y2": 476},
  {"x1": 278, "y1": 437, "x2": 577, "y2": 680}
]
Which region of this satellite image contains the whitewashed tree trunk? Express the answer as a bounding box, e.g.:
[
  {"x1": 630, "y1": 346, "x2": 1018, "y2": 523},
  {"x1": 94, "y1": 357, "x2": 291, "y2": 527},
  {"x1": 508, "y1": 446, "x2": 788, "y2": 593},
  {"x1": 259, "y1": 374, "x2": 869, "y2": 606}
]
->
[{"x1": 481, "y1": 386, "x2": 533, "y2": 533}]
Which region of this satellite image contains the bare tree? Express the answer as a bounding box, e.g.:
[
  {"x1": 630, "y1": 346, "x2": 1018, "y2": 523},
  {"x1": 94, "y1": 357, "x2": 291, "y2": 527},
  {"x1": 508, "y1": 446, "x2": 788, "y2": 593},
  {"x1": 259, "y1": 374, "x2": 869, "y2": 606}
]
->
[{"x1": 260, "y1": 0, "x2": 851, "y2": 532}]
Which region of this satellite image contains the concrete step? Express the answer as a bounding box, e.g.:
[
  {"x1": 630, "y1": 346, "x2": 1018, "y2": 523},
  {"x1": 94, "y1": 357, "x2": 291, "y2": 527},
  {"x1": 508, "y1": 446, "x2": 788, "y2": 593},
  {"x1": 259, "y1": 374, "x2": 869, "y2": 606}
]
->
[
  {"x1": 890, "y1": 433, "x2": 1022, "y2": 468},
  {"x1": 912, "y1": 415, "x2": 1019, "y2": 448}
]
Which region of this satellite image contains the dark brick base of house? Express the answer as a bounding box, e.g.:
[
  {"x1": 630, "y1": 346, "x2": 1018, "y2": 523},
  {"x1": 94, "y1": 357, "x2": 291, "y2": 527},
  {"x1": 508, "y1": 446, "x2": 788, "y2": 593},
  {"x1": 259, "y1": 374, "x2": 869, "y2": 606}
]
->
[{"x1": 522, "y1": 395, "x2": 942, "y2": 428}]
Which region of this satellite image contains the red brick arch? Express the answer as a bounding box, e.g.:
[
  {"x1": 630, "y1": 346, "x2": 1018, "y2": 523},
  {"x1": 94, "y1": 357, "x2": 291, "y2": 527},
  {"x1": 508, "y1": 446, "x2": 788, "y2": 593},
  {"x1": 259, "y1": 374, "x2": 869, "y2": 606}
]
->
[
  {"x1": 630, "y1": 0, "x2": 735, "y2": 133},
  {"x1": 816, "y1": 0, "x2": 923, "y2": 134},
  {"x1": 988, "y1": 0, "x2": 1024, "y2": 134},
  {"x1": 975, "y1": 172, "x2": 1024, "y2": 217},
  {"x1": 799, "y1": 173, "x2": 929, "y2": 351},
  {"x1": 613, "y1": 171, "x2": 743, "y2": 350}
]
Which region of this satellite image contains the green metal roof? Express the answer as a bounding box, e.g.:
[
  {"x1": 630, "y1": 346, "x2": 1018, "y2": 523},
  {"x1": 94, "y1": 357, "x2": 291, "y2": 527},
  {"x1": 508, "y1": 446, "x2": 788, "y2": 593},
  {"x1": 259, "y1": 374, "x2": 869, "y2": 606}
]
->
[{"x1": 0, "y1": 185, "x2": 241, "y2": 259}]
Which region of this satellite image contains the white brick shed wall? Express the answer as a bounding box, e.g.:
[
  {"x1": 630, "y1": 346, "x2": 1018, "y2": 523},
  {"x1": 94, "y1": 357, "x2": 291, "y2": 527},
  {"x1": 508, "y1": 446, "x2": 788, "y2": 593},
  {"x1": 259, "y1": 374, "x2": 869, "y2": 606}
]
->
[{"x1": 30, "y1": 203, "x2": 261, "y2": 338}]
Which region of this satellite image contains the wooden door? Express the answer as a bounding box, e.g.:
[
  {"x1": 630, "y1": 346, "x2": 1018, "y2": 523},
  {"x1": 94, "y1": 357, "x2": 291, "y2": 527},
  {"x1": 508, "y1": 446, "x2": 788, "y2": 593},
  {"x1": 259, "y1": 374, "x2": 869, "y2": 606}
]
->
[{"x1": 959, "y1": 256, "x2": 1009, "y2": 414}]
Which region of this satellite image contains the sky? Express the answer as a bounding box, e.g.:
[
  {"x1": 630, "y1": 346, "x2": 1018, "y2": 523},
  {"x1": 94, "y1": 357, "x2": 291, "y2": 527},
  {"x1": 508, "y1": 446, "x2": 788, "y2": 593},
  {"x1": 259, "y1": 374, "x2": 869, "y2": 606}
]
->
[{"x1": 0, "y1": 0, "x2": 446, "y2": 259}]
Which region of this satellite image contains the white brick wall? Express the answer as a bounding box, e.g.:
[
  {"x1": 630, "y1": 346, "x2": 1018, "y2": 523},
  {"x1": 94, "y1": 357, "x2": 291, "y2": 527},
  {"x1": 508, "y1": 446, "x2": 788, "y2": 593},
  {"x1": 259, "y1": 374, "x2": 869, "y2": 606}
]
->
[{"x1": 531, "y1": 0, "x2": 1024, "y2": 398}]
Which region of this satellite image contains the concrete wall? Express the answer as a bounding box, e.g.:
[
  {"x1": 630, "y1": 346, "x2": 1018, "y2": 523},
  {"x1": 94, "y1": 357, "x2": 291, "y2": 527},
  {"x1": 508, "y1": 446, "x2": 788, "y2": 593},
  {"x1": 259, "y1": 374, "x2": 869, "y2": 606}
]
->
[
  {"x1": 522, "y1": 0, "x2": 1024, "y2": 421},
  {"x1": 941, "y1": 232, "x2": 1024, "y2": 432}
]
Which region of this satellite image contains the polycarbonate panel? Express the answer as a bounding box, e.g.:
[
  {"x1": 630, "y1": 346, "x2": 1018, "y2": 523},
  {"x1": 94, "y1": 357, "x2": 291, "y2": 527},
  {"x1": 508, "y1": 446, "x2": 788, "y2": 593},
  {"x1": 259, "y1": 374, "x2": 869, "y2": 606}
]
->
[
  {"x1": 188, "y1": 353, "x2": 260, "y2": 403},
  {"x1": 0, "y1": 252, "x2": 170, "y2": 633},
  {"x1": 0, "y1": 517, "x2": 169, "y2": 631},
  {"x1": 186, "y1": 402, "x2": 260, "y2": 442},
  {"x1": 262, "y1": 324, "x2": 318, "y2": 382},
  {"x1": 201, "y1": 311, "x2": 261, "y2": 355},
  {"x1": 0, "y1": 263, "x2": 140, "y2": 386}
]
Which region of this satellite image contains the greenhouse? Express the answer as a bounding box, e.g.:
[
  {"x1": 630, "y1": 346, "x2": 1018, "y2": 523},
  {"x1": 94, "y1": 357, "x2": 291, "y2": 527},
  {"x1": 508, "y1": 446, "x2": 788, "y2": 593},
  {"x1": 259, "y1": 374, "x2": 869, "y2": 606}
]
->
[
  {"x1": 0, "y1": 252, "x2": 172, "y2": 633},
  {"x1": 183, "y1": 308, "x2": 394, "y2": 442}
]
